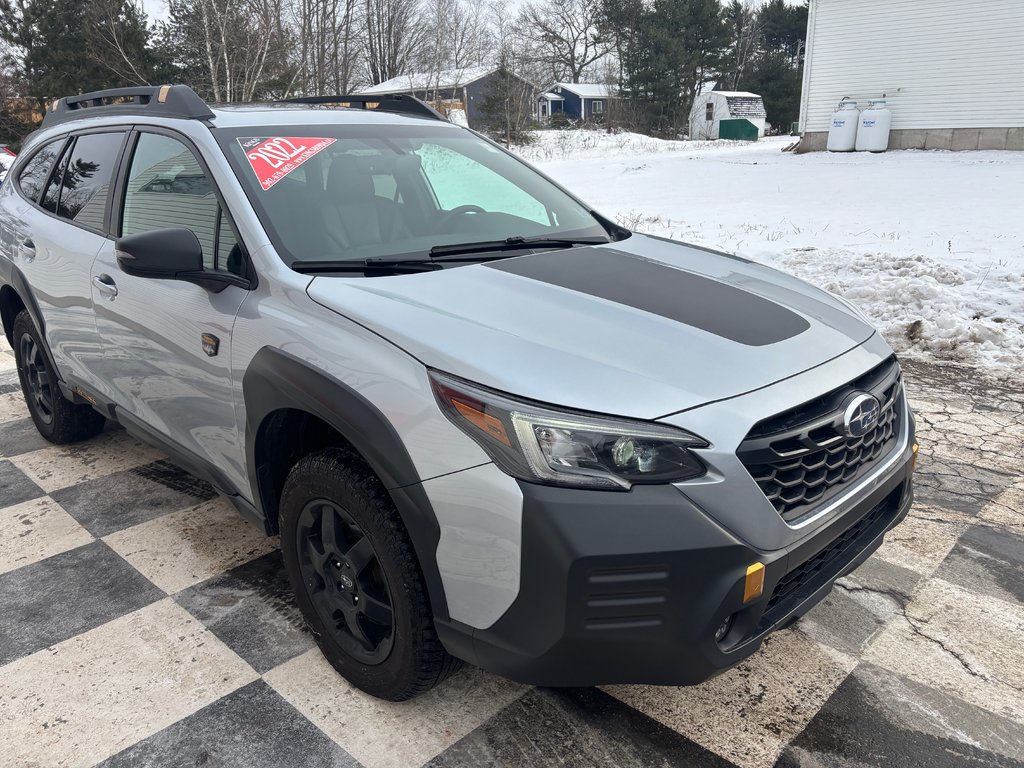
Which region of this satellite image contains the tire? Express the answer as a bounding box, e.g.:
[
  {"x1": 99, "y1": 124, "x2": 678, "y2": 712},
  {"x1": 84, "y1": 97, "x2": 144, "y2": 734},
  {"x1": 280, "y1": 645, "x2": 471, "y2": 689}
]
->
[
  {"x1": 279, "y1": 447, "x2": 461, "y2": 701},
  {"x1": 12, "y1": 310, "x2": 105, "y2": 444}
]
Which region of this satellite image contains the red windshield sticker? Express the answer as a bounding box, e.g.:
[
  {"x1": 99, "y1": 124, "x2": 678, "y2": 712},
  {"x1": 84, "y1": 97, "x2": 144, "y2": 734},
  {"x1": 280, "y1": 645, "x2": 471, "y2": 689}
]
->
[{"x1": 237, "y1": 136, "x2": 336, "y2": 191}]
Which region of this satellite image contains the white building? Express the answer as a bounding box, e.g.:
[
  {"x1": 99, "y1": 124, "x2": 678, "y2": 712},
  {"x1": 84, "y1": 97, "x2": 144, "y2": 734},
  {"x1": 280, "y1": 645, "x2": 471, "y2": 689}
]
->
[
  {"x1": 799, "y1": 0, "x2": 1024, "y2": 151},
  {"x1": 688, "y1": 91, "x2": 767, "y2": 141}
]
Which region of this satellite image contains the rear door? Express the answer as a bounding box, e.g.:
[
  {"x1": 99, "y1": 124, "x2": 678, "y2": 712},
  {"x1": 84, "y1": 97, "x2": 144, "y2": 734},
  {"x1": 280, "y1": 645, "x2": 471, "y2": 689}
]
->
[
  {"x1": 89, "y1": 128, "x2": 251, "y2": 487},
  {"x1": 3, "y1": 131, "x2": 125, "y2": 385}
]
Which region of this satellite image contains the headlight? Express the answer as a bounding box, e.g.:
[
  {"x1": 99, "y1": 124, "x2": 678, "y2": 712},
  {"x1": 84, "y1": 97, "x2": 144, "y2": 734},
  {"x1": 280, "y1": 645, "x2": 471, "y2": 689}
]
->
[{"x1": 430, "y1": 371, "x2": 708, "y2": 490}]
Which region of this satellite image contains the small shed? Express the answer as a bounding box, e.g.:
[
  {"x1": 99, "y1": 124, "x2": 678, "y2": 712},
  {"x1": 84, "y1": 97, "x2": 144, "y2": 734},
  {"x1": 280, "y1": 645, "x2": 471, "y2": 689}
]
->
[
  {"x1": 689, "y1": 91, "x2": 767, "y2": 140},
  {"x1": 538, "y1": 83, "x2": 613, "y2": 123}
]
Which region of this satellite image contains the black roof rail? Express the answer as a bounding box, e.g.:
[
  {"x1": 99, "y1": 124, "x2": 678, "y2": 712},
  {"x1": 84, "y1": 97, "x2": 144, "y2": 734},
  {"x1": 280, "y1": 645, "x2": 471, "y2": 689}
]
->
[
  {"x1": 42, "y1": 85, "x2": 215, "y2": 128},
  {"x1": 276, "y1": 94, "x2": 447, "y2": 122}
]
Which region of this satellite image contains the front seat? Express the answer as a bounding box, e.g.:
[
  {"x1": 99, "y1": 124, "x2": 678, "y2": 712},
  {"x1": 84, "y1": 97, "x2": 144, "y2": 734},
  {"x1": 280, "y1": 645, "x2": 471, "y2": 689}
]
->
[{"x1": 325, "y1": 154, "x2": 383, "y2": 248}]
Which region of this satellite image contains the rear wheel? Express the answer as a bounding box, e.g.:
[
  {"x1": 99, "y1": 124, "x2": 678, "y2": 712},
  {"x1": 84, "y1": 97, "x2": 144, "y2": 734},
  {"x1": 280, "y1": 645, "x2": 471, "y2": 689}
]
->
[
  {"x1": 279, "y1": 448, "x2": 460, "y2": 700},
  {"x1": 12, "y1": 310, "x2": 105, "y2": 444}
]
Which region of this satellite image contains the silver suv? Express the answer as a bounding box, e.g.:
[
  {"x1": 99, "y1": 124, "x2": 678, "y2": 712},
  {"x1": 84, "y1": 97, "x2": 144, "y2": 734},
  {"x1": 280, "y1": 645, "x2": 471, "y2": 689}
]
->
[{"x1": 0, "y1": 86, "x2": 917, "y2": 701}]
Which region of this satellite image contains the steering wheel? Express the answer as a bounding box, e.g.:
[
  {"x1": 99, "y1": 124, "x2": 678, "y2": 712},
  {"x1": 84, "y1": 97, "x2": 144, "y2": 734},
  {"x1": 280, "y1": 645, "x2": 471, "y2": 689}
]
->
[{"x1": 435, "y1": 204, "x2": 486, "y2": 232}]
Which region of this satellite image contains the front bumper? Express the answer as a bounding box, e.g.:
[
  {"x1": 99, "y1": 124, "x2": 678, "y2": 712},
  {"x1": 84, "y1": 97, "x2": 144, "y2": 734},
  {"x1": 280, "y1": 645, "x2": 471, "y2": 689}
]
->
[{"x1": 436, "y1": 437, "x2": 915, "y2": 687}]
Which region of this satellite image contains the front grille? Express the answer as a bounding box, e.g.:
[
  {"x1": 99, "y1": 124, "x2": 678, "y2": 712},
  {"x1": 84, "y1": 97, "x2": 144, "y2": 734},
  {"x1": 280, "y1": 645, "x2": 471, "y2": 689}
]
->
[
  {"x1": 760, "y1": 491, "x2": 898, "y2": 626},
  {"x1": 738, "y1": 356, "x2": 903, "y2": 523}
]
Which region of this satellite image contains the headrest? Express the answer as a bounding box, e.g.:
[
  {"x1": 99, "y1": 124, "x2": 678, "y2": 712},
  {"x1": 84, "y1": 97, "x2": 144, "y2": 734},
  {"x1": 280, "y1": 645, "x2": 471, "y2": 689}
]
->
[{"x1": 326, "y1": 154, "x2": 373, "y2": 203}]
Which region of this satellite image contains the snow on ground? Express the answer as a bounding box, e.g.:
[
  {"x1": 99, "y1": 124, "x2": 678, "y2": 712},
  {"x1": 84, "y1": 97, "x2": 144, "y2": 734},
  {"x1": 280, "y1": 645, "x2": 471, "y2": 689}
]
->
[
  {"x1": 515, "y1": 130, "x2": 1024, "y2": 379},
  {"x1": 0, "y1": 151, "x2": 14, "y2": 182}
]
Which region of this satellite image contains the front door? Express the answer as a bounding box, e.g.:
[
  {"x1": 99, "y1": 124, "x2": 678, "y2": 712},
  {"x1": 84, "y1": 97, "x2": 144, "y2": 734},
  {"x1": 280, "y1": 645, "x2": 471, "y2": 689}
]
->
[{"x1": 89, "y1": 129, "x2": 251, "y2": 490}]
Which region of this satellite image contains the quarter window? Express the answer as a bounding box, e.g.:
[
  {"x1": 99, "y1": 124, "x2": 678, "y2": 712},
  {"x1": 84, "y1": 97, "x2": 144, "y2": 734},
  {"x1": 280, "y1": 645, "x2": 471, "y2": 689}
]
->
[
  {"x1": 41, "y1": 145, "x2": 72, "y2": 214},
  {"x1": 17, "y1": 139, "x2": 64, "y2": 203},
  {"x1": 50, "y1": 132, "x2": 125, "y2": 228},
  {"x1": 122, "y1": 132, "x2": 243, "y2": 275}
]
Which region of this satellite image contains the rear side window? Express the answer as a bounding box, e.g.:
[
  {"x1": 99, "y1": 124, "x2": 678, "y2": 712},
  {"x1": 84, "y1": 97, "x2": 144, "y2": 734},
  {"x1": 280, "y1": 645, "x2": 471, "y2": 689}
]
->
[
  {"x1": 51, "y1": 132, "x2": 125, "y2": 228},
  {"x1": 121, "y1": 132, "x2": 243, "y2": 275},
  {"x1": 41, "y1": 144, "x2": 72, "y2": 214},
  {"x1": 17, "y1": 139, "x2": 65, "y2": 202}
]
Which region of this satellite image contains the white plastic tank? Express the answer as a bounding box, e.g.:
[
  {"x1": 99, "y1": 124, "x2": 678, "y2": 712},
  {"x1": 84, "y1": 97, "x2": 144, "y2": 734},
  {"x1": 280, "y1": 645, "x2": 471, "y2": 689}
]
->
[
  {"x1": 827, "y1": 99, "x2": 860, "y2": 152},
  {"x1": 856, "y1": 99, "x2": 892, "y2": 152}
]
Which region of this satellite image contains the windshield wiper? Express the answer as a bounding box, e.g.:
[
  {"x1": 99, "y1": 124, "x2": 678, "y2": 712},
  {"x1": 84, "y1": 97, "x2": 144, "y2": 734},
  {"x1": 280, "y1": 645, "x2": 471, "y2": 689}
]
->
[
  {"x1": 290, "y1": 258, "x2": 439, "y2": 274},
  {"x1": 289, "y1": 236, "x2": 609, "y2": 273},
  {"x1": 429, "y1": 235, "x2": 608, "y2": 260}
]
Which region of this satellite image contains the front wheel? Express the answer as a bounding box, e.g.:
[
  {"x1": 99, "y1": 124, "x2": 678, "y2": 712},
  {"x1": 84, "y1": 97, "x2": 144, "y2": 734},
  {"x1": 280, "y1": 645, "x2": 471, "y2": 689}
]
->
[
  {"x1": 279, "y1": 448, "x2": 460, "y2": 700},
  {"x1": 12, "y1": 310, "x2": 105, "y2": 444}
]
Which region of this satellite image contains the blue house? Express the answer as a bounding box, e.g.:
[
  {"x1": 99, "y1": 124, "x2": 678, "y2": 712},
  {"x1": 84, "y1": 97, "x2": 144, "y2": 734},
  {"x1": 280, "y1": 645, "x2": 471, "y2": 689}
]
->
[{"x1": 537, "y1": 83, "x2": 613, "y2": 123}]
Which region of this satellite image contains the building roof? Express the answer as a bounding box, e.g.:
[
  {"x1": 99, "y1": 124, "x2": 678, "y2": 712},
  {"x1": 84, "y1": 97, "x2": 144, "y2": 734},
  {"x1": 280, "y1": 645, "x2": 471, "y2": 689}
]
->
[
  {"x1": 359, "y1": 66, "x2": 495, "y2": 95},
  {"x1": 552, "y1": 82, "x2": 612, "y2": 99},
  {"x1": 713, "y1": 90, "x2": 761, "y2": 99},
  {"x1": 721, "y1": 94, "x2": 766, "y2": 118}
]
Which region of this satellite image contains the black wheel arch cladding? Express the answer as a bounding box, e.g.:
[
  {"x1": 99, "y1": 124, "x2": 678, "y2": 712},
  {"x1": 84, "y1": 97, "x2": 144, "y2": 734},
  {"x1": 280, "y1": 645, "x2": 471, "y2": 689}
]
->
[
  {"x1": 242, "y1": 346, "x2": 450, "y2": 622},
  {"x1": 1, "y1": 269, "x2": 62, "y2": 379}
]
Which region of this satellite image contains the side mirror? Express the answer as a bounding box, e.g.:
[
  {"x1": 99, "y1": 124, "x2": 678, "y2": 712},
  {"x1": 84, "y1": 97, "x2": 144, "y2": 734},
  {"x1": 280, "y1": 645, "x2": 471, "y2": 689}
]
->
[{"x1": 115, "y1": 228, "x2": 235, "y2": 293}]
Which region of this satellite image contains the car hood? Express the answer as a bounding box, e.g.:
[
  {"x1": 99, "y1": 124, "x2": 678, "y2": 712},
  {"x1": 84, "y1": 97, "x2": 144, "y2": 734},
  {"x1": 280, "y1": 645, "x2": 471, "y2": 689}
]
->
[{"x1": 307, "y1": 235, "x2": 875, "y2": 419}]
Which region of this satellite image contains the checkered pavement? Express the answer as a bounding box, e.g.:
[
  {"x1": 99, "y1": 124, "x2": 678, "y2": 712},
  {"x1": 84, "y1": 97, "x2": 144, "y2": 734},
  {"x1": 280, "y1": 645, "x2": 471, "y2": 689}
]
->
[{"x1": 1, "y1": 334, "x2": 1022, "y2": 768}]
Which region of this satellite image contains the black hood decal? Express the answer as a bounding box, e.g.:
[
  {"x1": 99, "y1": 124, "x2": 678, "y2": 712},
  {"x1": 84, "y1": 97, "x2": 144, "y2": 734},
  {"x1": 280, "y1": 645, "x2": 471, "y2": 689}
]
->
[{"x1": 486, "y1": 248, "x2": 810, "y2": 347}]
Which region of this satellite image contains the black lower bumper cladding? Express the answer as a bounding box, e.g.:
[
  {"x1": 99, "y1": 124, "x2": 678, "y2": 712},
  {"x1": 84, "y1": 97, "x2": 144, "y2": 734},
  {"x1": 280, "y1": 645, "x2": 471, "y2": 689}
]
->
[{"x1": 436, "y1": 444, "x2": 915, "y2": 688}]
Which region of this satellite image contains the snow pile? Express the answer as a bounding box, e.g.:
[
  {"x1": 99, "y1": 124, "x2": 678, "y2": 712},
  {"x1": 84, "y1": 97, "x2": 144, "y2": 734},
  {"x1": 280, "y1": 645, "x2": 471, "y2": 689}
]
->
[
  {"x1": 517, "y1": 129, "x2": 753, "y2": 163},
  {"x1": 516, "y1": 132, "x2": 1024, "y2": 378}
]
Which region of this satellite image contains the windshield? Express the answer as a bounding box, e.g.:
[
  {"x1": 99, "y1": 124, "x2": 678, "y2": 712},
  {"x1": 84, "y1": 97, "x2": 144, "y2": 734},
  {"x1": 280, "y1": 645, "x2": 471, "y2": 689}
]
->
[{"x1": 215, "y1": 123, "x2": 613, "y2": 267}]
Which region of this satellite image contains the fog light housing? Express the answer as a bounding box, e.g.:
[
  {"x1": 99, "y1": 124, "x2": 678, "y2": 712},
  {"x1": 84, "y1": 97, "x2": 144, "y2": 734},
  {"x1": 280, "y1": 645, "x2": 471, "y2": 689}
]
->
[{"x1": 714, "y1": 615, "x2": 734, "y2": 643}]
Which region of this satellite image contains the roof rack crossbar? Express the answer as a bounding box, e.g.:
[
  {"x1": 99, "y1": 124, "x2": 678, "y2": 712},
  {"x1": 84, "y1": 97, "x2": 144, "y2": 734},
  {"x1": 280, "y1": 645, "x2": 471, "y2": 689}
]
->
[
  {"x1": 42, "y1": 85, "x2": 215, "y2": 128},
  {"x1": 276, "y1": 94, "x2": 447, "y2": 122}
]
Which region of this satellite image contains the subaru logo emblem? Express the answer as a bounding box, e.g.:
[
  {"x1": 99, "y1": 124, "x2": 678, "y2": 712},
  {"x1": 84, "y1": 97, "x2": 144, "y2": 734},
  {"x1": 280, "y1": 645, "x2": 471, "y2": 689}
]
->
[{"x1": 843, "y1": 393, "x2": 880, "y2": 438}]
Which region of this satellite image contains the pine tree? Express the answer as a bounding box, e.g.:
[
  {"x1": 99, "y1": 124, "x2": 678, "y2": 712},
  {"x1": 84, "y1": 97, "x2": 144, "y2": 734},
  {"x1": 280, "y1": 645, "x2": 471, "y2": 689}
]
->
[{"x1": 0, "y1": 0, "x2": 154, "y2": 109}]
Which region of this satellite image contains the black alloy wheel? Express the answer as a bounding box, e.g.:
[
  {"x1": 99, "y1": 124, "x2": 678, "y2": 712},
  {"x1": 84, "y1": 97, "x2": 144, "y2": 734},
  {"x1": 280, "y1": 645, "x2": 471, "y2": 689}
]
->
[
  {"x1": 11, "y1": 310, "x2": 106, "y2": 444},
  {"x1": 279, "y1": 448, "x2": 461, "y2": 700},
  {"x1": 296, "y1": 499, "x2": 395, "y2": 664},
  {"x1": 19, "y1": 331, "x2": 54, "y2": 425}
]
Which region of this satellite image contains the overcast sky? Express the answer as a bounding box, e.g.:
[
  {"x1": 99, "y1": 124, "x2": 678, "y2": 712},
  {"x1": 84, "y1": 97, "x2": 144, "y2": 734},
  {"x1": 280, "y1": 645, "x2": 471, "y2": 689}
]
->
[
  {"x1": 138, "y1": 0, "x2": 804, "y2": 29},
  {"x1": 141, "y1": 0, "x2": 170, "y2": 24}
]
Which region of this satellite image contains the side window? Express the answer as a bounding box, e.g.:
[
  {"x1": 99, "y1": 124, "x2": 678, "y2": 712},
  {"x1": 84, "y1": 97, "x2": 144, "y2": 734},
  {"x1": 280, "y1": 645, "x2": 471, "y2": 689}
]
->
[
  {"x1": 49, "y1": 132, "x2": 124, "y2": 228},
  {"x1": 17, "y1": 139, "x2": 65, "y2": 203},
  {"x1": 122, "y1": 132, "x2": 243, "y2": 275},
  {"x1": 41, "y1": 144, "x2": 72, "y2": 214}
]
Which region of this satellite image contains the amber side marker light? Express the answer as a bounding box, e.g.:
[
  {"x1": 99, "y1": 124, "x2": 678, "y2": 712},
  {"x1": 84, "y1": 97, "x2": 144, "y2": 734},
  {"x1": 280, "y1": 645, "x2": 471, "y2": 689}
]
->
[
  {"x1": 912, "y1": 442, "x2": 920, "y2": 472},
  {"x1": 743, "y1": 562, "x2": 765, "y2": 603},
  {"x1": 451, "y1": 399, "x2": 512, "y2": 447}
]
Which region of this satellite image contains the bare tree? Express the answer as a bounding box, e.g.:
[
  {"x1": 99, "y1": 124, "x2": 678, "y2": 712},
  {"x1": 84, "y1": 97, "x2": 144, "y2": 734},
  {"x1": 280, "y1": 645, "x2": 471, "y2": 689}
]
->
[
  {"x1": 481, "y1": 0, "x2": 537, "y2": 144},
  {"x1": 166, "y1": 0, "x2": 283, "y2": 101},
  {"x1": 87, "y1": 0, "x2": 151, "y2": 85},
  {"x1": 414, "y1": 0, "x2": 491, "y2": 107},
  {"x1": 519, "y1": 0, "x2": 610, "y2": 84},
  {"x1": 363, "y1": 0, "x2": 424, "y2": 84},
  {"x1": 723, "y1": 0, "x2": 761, "y2": 90},
  {"x1": 290, "y1": 0, "x2": 360, "y2": 95}
]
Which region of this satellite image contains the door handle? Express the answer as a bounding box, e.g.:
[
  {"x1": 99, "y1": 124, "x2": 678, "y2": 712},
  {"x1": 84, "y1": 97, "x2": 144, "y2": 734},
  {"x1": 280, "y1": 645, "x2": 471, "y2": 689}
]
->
[
  {"x1": 93, "y1": 274, "x2": 118, "y2": 300},
  {"x1": 18, "y1": 238, "x2": 35, "y2": 261}
]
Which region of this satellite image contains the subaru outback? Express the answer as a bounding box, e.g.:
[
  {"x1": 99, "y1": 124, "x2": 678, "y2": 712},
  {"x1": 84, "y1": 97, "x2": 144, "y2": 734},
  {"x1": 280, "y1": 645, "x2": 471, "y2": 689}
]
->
[{"x1": 0, "y1": 86, "x2": 917, "y2": 701}]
